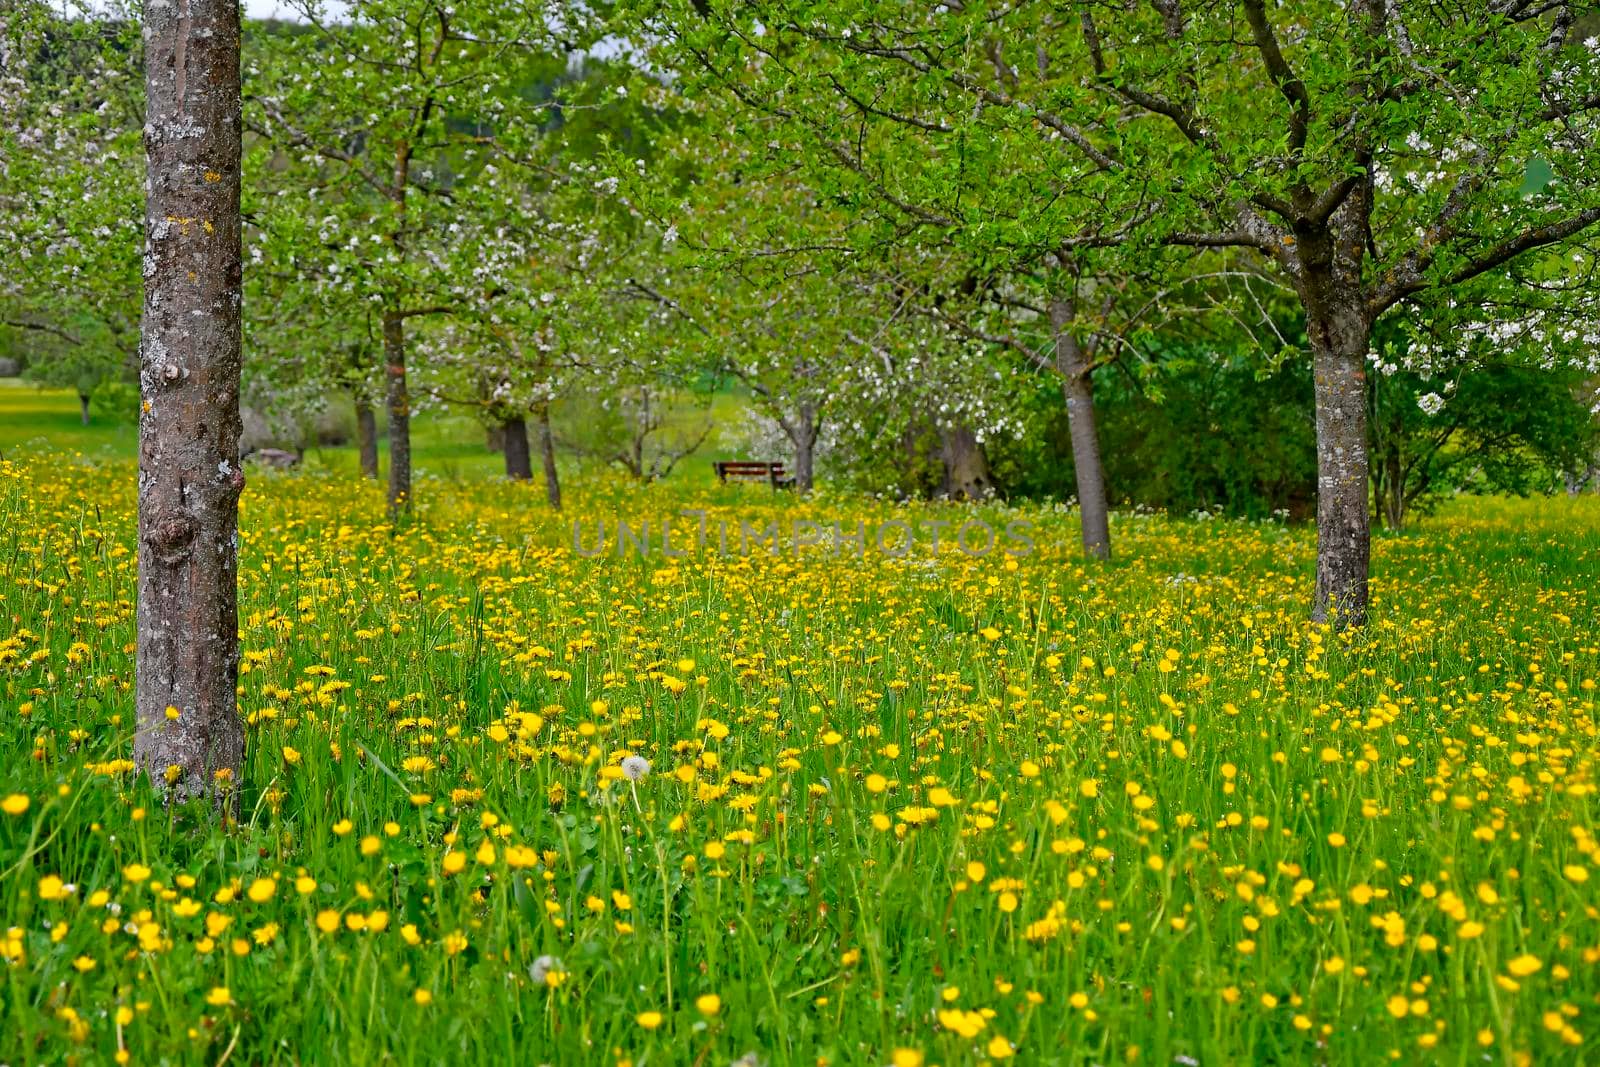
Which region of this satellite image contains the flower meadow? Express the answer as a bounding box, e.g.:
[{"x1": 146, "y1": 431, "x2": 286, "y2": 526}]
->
[{"x1": 2, "y1": 456, "x2": 1599, "y2": 1065}]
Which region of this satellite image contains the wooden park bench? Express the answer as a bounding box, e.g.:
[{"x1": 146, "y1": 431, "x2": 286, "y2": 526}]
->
[
  {"x1": 714, "y1": 460, "x2": 794, "y2": 489},
  {"x1": 242, "y1": 447, "x2": 301, "y2": 469}
]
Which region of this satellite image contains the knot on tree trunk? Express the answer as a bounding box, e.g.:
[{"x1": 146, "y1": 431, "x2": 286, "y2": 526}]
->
[{"x1": 147, "y1": 512, "x2": 198, "y2": 565}]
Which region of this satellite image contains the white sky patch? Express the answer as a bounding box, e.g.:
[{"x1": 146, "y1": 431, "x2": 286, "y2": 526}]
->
[{"x1": 244, "y1": 0, "x2": 348, "y2": 19}]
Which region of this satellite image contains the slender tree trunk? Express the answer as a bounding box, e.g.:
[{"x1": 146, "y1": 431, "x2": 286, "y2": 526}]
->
[
  {"x1": 940, "y1": 423, "x2": 995, "y2": 500},
  {"x1": 503, "y1": 415, "x2": 532, "y2": 480},
  {"x1": 355, "y1": 397, "x2": 378, "y2": 480},
  {"x1": 135, "y1": 0, "x2": 245, "y2": 806},
  {"x1": 78, "y1": 392, "x2": 91, "y2": 426},
  {"x1": 382, "y1": 309, "x2": 410, "y2": 513},
  {"x1": 1050, "y1": 300, "x2": 1111, "y2": 560},
  {"x1": 1306, "y1": 293, "x2": 1372, "y2": 627},
  {"x1": 536, "y1": 399, "x2": 561, "y2": 509},
  {"x1": 1382, "y1": 446, "x2": 1405, "y2": 530},
  {"x1": 789, "y1": 402, "x2": 819, "y2": 492}
]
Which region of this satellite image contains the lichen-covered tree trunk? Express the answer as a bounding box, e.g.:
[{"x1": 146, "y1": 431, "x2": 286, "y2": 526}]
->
[
  {"x1": 536, "y1": 399, "x2": 561, "y2": 510},
  {"x1": 134, "y1": 0, "x2": 245, "y2": 805},
  {"x1": 1307, "y1": 295, "x2": 1372, "y2": 626},
  {"x1": 940, "y1": 423, "x2": 995, "y2": 500},
  {"x1": 789, "y1": 402, "x2": 819, "y2": 493},
  {"x1": 1049, "y1": 300, "x2": 1111, "y2": 561},
  {"x1": 503, "y1": 415, "x2": 532, "y2": 480},
  {"x1": 355, "y1": 398, "x2": 378, "y2": 480},
  {"x1": 382, "y1": 310, "x2": 410, "y2": 512}
]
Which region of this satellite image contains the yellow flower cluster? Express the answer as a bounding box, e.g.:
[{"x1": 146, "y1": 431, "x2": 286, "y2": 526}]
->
[{"x1": 1, "y1": 458, "x2": 1597, "y2": 1063}]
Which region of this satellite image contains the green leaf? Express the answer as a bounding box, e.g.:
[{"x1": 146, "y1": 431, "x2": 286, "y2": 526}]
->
[{"x1": 1519, "y1": 157, "x2": 1554, "y2": 197}]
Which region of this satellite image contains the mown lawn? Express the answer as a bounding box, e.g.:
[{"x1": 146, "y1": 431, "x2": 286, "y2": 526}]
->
[{"x1": 1, "y1": 421, "x2": 1598, "y2": 1064}]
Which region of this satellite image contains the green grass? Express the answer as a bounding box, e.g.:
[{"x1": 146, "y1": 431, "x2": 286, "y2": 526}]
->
[
  {"x1": 0, "y1": 379, "x2": 137, "y2": 458},
  {"x1": 2, "y1": 400, "x2": 1599, "y2": 1065},
  {"x1": 0, "y1": 379, "x2": 759, "y2": 489}
]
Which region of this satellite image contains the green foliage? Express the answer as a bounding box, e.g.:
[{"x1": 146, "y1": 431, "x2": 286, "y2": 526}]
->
[
  {"x1": 87, "y1": 379, "x2": 139, "y2": 425},
  {"x1": 976, "y1": 358, "x2": 1317, "y2": 519},
  {"x1": 1370, "y1": 363, "x2": 1598, "y2": 528}
]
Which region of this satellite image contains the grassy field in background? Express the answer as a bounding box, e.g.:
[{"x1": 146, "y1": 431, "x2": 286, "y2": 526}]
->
[
  {"x1": 0, "y1": 379, "x2": 754, "y2": 488},
  {"x1": 3, "y1": 380, "x2": 1600, "y2": 1064}
]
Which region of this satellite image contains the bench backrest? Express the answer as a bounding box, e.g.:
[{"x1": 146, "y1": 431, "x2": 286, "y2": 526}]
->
[
  {"x1": 715, "y1": 460, "x2": 790, "y2": 486},
  {"x1": 716, "y1": 461, "x2": 785, "y2": 475}
]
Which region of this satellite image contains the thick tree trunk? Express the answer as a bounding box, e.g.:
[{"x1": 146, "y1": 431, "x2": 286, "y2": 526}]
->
[
  {"x1": 536, "y1": 399, "x2": 561, "y2": 509},
  {"x1": 1050, "y1": 300, "x2": 1111, "y2": 560},
  {"x1": 1307, "y1": 297, "x2": 1372, "y2": 626},
  {"x1": 503, "y1": 415, "x2": 532, "y2": 480},
  {"x1": 940, "y1": 424, "x2": 995, "y2": 500},
  {"x1": 382, "y1": 310, "x2": 410, "y2": 513},
  {"x1": 135, "y1": 0, "x2": 245, "y2": 806},
  {"x1": 78, "y1": 392, "x2": 91, "y2": 426},
  {"x1": 355, "y1": 398, "x2": 378, "y2": 480}
]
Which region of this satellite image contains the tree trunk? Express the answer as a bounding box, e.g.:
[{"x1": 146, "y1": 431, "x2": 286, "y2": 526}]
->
[
  {"x1": 1568, "y1": 455, "x2": 1599, "y2": 496},
  {"x1": 1049, "y1": 300, "x2": 1111, "y2": 560},
  {"x1": 1307, "y1": 296, "x2": 1372, "y2": 627},
  {"x1": 135, "y1": 0, "x2": 245, "y2": 806},
  {"x1": 382, "y1": 309, "x2": 410, "y2": 513},
  {"x1": 536, "y1": 399, "x2": 561, "y2": 509},
  {"x1": 78, "y1": 392, "x2": 91, "y2": 426},
  {"x1": 355, "y1": 398, "x2": 378, "y2": 480},
  {"x1": 1381, "y1": 446, "x2": 1405, "y2": 531},
  {"x1": 485, "y1": 423, "x2": 505, "y2": 453},
  {"x1": 940, "y1": 423, "x2": 995, "y2": 500},
  {"x1": 790, "y1": 402, "x2": 819, "y2": 492},
  {"x1": 503, "y1": 415, "x2": 532, "y2": 480}
]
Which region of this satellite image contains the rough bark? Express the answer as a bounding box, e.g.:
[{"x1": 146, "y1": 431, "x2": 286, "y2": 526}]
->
[
  {"x1": 134, "y1": 0, "x2": 245, "y2": 806},
  {"x1": 355, "y1": 397, "x2": 378, "y2": 480},
  {"x1": 536, "y1": 399, "x2": 561, "y2": 509},
  {"x1": 940, "y1": 424, "x2": 996, "y2": 500},
  {"x1": 503, "y1": 415, "x2": 532, "y2": 480},
  {"x1": 1305, "y1": 291, "x2": 1372, "y2": 626},
  {"x1": 1049, "y1": 300, "x2": 1112, "y2": 560},
  {"x1": 382, "y1": 309, "x2": 410, "y2": 513},
  {"x1": 788, "y1": 402, "x2": 819, "y2": 493}
]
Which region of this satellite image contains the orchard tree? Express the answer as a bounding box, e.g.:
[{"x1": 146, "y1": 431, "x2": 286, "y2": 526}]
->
[
  {"x1": 412, "y1": 62, "x2": 673, "y2": 506},
  {"x1": 629, "y1": 0, "x2": 1600, "y2": 625},
  {"x1": 247, "y1": 0, "x2": 565, "y2": 513},
  {"x1": 418, "y1": 316, "x2": 574, "y2": 504},
  {"x1": 623, "y1": 254, "x2": 903, "y2": 494},
  {"x1": 243, "y1": 277, "x2": 384, "y2": 472},
  {"x1": 624, "y1": 90, "x2": 1023, "y2": 498},
  {"x1": 619, "y1": 0, "x2": 1156, "y2": 551},
  {"x1": 0, "y1": 3, "x2": 143, "y2": 406},
  {"x1": 1369, "y1": 286, "x2": 1600, "y2": 527},
  {"x1": 135, "y1": 0, "x2": 247, "y2": 804}
]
